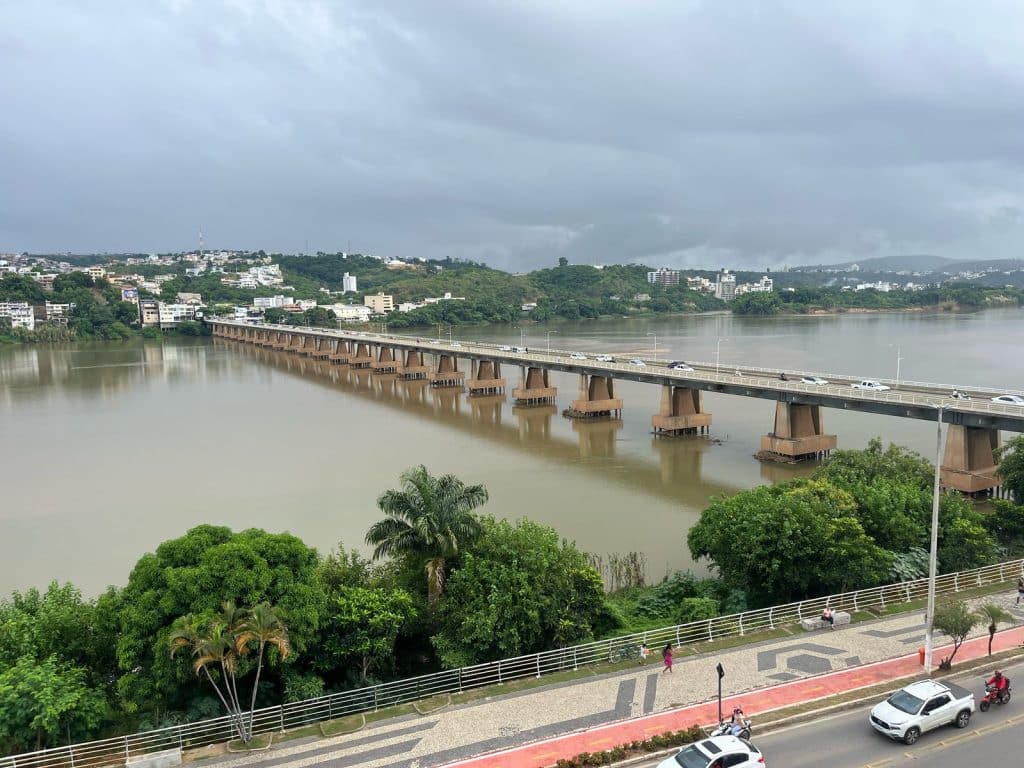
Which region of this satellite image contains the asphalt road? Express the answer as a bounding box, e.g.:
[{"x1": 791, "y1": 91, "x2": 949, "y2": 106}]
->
[{"x1": 638, "y1": 660, "x2": 1024, "y2": 768}]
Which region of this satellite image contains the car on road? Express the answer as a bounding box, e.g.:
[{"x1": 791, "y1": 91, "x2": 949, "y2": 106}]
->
[
  {"x1": 852, "y1": 379, "x2": 890, "y2": 391},
  {"x1": 429, "y1": 339, "x2": 442, "y2": 344},
  {"x1": 569, "y1": 352, "x2": 587, "y2": 360},
  {"x1": 656, "y1": 735, "x2": 764, "y2": 768},
  {"x1": 449, "y1": 342, "x2": 462, "y2": 347},
  {"x1": 628, "y1": 358, "x2": 646, "y2": 367},
  {"x1": 991, "y1": 394, "x2": 1024, "y2": 405},
  {"x1": 498, "y1": 345, "x2": 512, "y2": 351},
  {"x1": 800, "y1": 376, "x2": 829, "y2": 385},
  {"x1": 596, "y1": 354, "x2": 614, "y2": 362},
  {"x1": 668, "y1": 361, "x2": 695, "y2": 371},
  {"x1": 869, "y1": 679, "x2": 974, "y2": 745}
]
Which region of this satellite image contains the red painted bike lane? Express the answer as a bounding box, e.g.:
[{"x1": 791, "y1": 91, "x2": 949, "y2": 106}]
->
[{"x1": 444, "y1": 626, "x2": 1024, "y2": 768}]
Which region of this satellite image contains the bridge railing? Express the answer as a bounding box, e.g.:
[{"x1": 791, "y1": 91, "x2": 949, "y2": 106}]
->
[{"x1": 4, "y1": 558, "x2": 1022, "y2": 768}]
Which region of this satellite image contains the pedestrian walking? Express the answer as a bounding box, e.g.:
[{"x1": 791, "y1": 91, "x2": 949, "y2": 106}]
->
[
  {"x1": 662, "y1": 643, "x2": 673, "y2": 674},
  {"x1": 1017, "y1": 576, "x2": 1024, "y2": 605},
  {"x1": 639, "y1": 642, "x2": 649, "y2": 665}
]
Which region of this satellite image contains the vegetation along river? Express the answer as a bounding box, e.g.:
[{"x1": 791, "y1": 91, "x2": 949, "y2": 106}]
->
[{"x1": 3, "y1": 309, "x2": 1023, "y2": 596}]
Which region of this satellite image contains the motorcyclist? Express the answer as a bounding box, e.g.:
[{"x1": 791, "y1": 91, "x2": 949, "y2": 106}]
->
[
  {"x1": 987, "y1": 670, "x2": 1009, "y2": 693},
  {"x1": 728, "y1": 706, "x2": 747, "y2": 736}
]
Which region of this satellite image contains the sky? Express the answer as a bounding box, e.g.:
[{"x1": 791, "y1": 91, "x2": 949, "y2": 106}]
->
[{"x1": 3, "y1": 1, "x2": 1024, "y2": 270}]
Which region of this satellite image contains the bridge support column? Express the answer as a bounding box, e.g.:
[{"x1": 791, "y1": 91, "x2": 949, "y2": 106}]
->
[
  {"x1": 329, "y1": 339, "x2": 351, "y2": 364},
  {"x1": 565, "y1": 374, "x2": 622, "y2": 419},
  {"x1": 941, "y1": 425, "x2": 1002, "y2": 495},
  {"x1": 373, "y1": 346, "x2": 398, "y2": 373},
  {"x1": 286, "y1": 333, "x2": 304, "y2": 352},
  {"x1": 467, "y1": 359, "x2": 506, "y2": 395},
  {"x1": 513, "y1": 366, "x2": 557, "y2": 406},
  {"x1": 430, "y1": 354, "x2": 465, "y2": 388},
  {"x1": 300, "y1": 335, "x2": 317, "y2": 356},
  {"x1": 652, "y1": 385, "x2": 712, "y2": 436},
  {"x1": 312, "y1": 337, "x2": 330, "y2": 359},
  {"x1": 350, "y1": 342, "x2": 373, "y2": 368},
  {"x1": 399, "y1": 350, "x2": 429, "y2": 379},
  {"x1": 758, "y1": 402, "x2": 837, "y2": 462}
]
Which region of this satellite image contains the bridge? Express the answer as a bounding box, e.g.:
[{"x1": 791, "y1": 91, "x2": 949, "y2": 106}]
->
[{"x1": 209, "y1": 319, "x2": 1024, "y2": 495}]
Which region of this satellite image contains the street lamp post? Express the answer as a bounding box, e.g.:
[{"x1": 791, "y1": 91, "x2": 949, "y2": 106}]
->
[
  {"x1": 516, "y1": 327, "x2": 525, "y2": 348},
  {"x1": 716, "y1": 338, "x2": 729, "y2": 374},
  {"x1": 896, "y1": 345, "x2": 904, "y2": 389},
  {"x1": 436, "y1": 323, "x2": 443, "y2": 341},
  {"x1": 448, "y1": 326, "x2": 453, "y2": 344},
  {"x1": 646, "y1": 332, "x2": 657, "y2": 361},
  {"x1": 923, "y1": 405, "x2": 946, "y2": 674},
  {"x1": 546, "y1": 329, "x2": 558, "y2": 352}
]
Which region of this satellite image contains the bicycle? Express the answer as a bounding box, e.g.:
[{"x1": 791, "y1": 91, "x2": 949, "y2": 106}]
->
[{"x1": 609, "y1": 643, "x2": 642, "y2": 663}]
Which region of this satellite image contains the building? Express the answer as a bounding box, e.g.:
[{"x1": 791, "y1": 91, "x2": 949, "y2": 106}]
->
[
  {"x1": 363, "y1": 292, "x2": 395, "y2": 314},
  {"x1": 686, "y1": 276, "x2": 715, "y2": 293},
  {"x1": 158, "y1": 303, "x2": 202, "y2": 328},
  {"x1": 714, "y1": 270, "x2": 737, "y2": 301},
  {"x1": 647, "y1": 268, "x2": 681, "y2": 286},
  {"x1": 296, "y1": 299, "x2": 317, "y2": 310},
  {"x1": 139, "y1": 299, "x2": 160, "y2": 327},
  {"x1": 342, "y1": 272, "x2": 357, "y2": 293},
  {"x1": 331, "y1": 303, "x2": 373, "y2": 322},
  {"x1": 736, "y1": 276, "x2": 774, "y2": 295},
  {"x1": 44, "y1": 302, "x2": 75, "y2": 322},
  {"x1": 120, "y1": 287, "x2": 139, "y2": 304},
  {"x1": 87, "y1": 266, "x2": 106, "y2": 281},
  {"x1": 0, "y1": 302, "x2": 35, "y2": 331},
  {"x1": 422, "y1": 292, "x2": 465, "y2": 304},
  {"x1": 176, "y1": 292, "x2": 204, "y2": 305},
  {"x1": 398, "y1": 301, "x2": 424, "y2": 313},
  {"x1": 253, "y1": 295, "x2": 293, "y2": 309}
]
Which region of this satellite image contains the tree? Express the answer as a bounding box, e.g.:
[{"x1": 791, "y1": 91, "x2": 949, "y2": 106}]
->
[
  {"x1": 973, "y1": 603, "x2": 1014, "y2": 657},
  {"x1": 169, "y1": 601, "x2": 290, "y2": 744},
  {"x1": 687, "y1": 480, "x2": 892, "y2": 605},
  {"x1": 320, "y1": 586, "x2": 415, "y2": 683},
  {"x1": 365, "y1": 466, "x2": 488, "y2": 604},
  {"x1": 932, "y1": 600, "x2": 979, "y2": 669},
  {"x1": 996, "y1": 435, "x2": 1024, "y2": 503},
  {"x1": 0, "y1": 656, "x2": 107, "y2": 753},
  {"x1": 430, "y1": 517, "x2": 614, "y2": 667},
  {"x1": 557, "y1": 257, "x2": 569, "y2": 267}
]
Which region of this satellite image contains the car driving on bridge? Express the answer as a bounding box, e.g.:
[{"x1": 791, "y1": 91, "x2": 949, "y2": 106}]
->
[
  {"x1": 570, "y1": 352, "x2": 587, "y2": 360},
  {"x1": 852, "y1": 379, "x2": 890, "y2": 391},
  {"x1": 992, "y1": 394, "x2": 1024, "y2": 405},
  {"x1": 628, "y1": 358, "x2": 646, "y2": 367},
  {"x1": 596, "y1": 354, "x2": 614, "y2": 362},
  {"x1": 801, "y1": 376, "x2": 829, "y2": 385},
  {"x1": 669, "y1": 361, "x2": 695, "y2": 371}
]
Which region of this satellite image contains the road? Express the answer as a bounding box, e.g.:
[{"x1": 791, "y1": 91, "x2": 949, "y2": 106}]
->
[{"x1": 637, "y1": 660, "x2": 1024, "y2": 768}]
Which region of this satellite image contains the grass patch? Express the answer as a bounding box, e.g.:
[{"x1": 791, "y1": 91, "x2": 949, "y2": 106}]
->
[
  {"x1": 226, "y1": 733, "x2": 272, "y2": 752},
  {"x1": 320, "y1": 713, "x2": 365, "y2": 737}
]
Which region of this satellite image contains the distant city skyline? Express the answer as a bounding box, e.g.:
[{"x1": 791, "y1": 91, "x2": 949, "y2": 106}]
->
[{"x1": 4, "y1": 3, "x2": 1024, "y2": 270}]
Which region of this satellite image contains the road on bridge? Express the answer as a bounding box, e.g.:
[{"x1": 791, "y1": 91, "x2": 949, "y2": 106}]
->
[{"x1": 633, "y1": 659, "x2": 1024, "y2": 768}]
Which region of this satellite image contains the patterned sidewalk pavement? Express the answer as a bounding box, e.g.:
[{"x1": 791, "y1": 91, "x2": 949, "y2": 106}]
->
[{"x1": 196, "y1": 592, "x2": 1024, "y2": 768}]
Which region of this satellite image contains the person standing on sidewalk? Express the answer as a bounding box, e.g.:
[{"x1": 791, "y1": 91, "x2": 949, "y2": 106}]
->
[
  {"x1": 662, "y1": 643, "x2": 673, "y2": 674},
  {"x1": 1017, "y1": 576, "x2": 1024, "y2": 605},
  {"x1": 639, "y1": 642, "x2": 649, "y2": 665}
]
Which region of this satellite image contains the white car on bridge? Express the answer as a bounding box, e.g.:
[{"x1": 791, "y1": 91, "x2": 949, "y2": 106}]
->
[
  {"x1": 570, "y1": 352, "x2": 587, "y2": 360},
  {"x1": 596, "y1": 354, "x2": 614, "y2": 362},
  {"x1": 628, "y1": 358, "x2": 646, "y2": 367},
  {"x1": 801, "y1": 376, "x2": 829, "y2": 385},
  {"x1": 992, "y1": 394, "x2": 1024, "y2": 405},
  {"x1": 852, "y1": 379, "x2": 890, "y2": 391}
]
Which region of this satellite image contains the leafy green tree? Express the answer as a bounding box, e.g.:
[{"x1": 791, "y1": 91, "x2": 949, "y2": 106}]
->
[
  {"x1": 996, "y1": 435, "x2": 1024, "y2": 503},
  {"x1": 932, "y1": 600, "x2": 979, "y2": 669},
  {"x1": 688, "y1": 480, "x2": 893, "y2": 604},
  {"x1": 430, "y1": 517, "x2": 615, "y2": 667},
  {"x1": 814, "y1": 438, "x2": 933, "y2": 490},
  {"x1": 320, "y1": 586, "x2": 415, "y2": 683},
  {"x1": 169, "y1": 602, "x2": 290, "y2": 743},
  {"x1": 730, "y1": 292, "x2": 781, "y2": 315},
  {"x1": 116, "y1": 525, "x2": 324, "y2": 718},
  {"x1": 0, "y1": 656, "x2": 107, "y2": 753},
  {"x1": 365, "y1": 466, "x2": 488, "y2": 604},
  {"x1": 974, "y1": 603, "x2": 1014, "y2": 656},
  {"x1": 983, "y1": 500, "x2": 1024, "y2": 550}
]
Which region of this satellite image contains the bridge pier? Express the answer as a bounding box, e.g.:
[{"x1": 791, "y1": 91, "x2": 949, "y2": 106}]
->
[
  {"x1": 652, "y1": 385, "x2": 712, "y2": 436},
  {"x1": 300, "y1": 335, "x2": 317, "y2": 356},
  {"x1": 350, "y1": 342, "x2": 373, "y2": 368},
  {"x1": 513, "y1": 366, "x2": 557, "y2": 406},
  {"x1": 373, "y1": 346, "x2": 399, "y2": 373},
  {"x1": 312, "y1": 337, "x2": 331, "y2": 359},
  {"x1": 329, "y1": 339, "x2": 351, "y2": 364},
  {"x1": 430, "y1": 354, "x2": 465, "y2": 388},
  {"x1": 941, "y1": 425, "x2": 1002, "y2": 495},
  {"x1": 758, "y1": 402, "x2": 837, "y2": 462},
  {"x1": 565, "y1": 374, "x2": 622, "y2": 419},
  {"x1": 467, "y1": 359, "x2": 506, "y2": 395},
  {"x1": 399, "y1": 350, "x2": 429, "y2": 380}
]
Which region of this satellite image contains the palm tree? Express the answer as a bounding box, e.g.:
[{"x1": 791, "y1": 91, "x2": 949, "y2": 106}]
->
[
  {"x1": 235, "y1": 603, "x2": 290, "y2": 737},
  {"x1": 169, "y1": 601, "x2": 290, "y2": 743},
  {"x1": 974, "y1": 603, "x2": 1015, "y2": 656},
  {"x1": 365, "y1": 465, "x2": 488, "y2": 603}
]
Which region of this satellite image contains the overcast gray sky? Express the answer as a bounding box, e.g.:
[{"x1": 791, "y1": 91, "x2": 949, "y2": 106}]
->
[{"x1": 3, "y1": 1, "x2": 1024, "y2": 269}]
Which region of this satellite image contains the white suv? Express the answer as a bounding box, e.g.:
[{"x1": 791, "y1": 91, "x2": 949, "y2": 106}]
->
[{"x1": 657, "y1": 735, "x2": 765, "y2": 768}]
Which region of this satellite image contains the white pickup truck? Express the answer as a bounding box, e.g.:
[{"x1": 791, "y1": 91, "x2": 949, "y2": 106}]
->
[
  {"x1": 869, "y1": 679, "x2": 975, "y2": 745},
  {"x1": 852, "y1": 379, "x2": 891, "y2": 391}
]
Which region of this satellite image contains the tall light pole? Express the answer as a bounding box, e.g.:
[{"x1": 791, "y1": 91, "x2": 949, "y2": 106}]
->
[
  {"x1": 448, "y1": 326, "x2": 453, "y2": 344},
  {"x1": 716, "y1": 337, "x2": 729, "y2": 374},
  {"x1": 546, "y1": 329, "x2": 558, "y2": 352},
  {"x1": 896, "y1": 345, "x2": 904, "y2": 389},
  {"x1": 516, "y1": 326, "x2": 525, "y2": 348},
  {"x1": 436, "y1": 322, "x2": 443, "y2": 341},
  {"x1": 646, "y1": 332, "x2": 657, "y2": 361},
  {"x1": 923, "y1": 405, "x2": 946, "y2": 674}
]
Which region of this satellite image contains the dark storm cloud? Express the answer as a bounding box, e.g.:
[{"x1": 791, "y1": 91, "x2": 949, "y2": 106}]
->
[{"x1": 3, "y1": 0, "x2": 1024, "y2": 268}]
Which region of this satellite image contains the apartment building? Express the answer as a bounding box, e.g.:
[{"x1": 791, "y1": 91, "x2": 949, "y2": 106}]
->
[
  {"x1": 363, "y1": 292, "x2": 395, "y2": 314},
  {"x1": 647, "y1": 268, "x2": 681, "y2": 286},
  {"x1": 714, "y1": 270, "x2": 737, "y2": 301},
  {"x1": 0, "y1": 302, "x2": 35, "y2": 331}
]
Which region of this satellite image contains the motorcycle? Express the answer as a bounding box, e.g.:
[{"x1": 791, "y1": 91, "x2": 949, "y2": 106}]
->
[
  {"x1": 979, "y1": 682, "x2": 1012, "y2": 711},
  {"x1": 709, "y1": 713, "x2": 752, "y2": 740}
]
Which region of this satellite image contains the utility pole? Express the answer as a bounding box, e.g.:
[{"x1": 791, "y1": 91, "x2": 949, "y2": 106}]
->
[{"x1": 923, "y1": 405, "x2": 946, "y2": 674}]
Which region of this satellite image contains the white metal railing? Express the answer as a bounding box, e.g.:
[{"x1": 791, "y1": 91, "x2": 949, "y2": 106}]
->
[{"x1": 5, "y1": 558, "x2": 1021, "y2": 768}]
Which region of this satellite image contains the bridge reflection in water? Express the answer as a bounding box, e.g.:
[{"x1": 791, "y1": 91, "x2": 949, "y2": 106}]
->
[{"x1": 218, "y1": 339, "x2": 743, "y2": 508}]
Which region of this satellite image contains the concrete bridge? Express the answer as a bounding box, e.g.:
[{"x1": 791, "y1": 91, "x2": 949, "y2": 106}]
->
[{"x1": 209, "y1": 319, "x2": 1024, "y2": 495}]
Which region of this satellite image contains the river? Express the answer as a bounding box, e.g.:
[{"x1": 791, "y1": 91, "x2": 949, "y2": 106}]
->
[{"x1": 2, "y1": 309, "x2": 1023, "y2": 595}]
